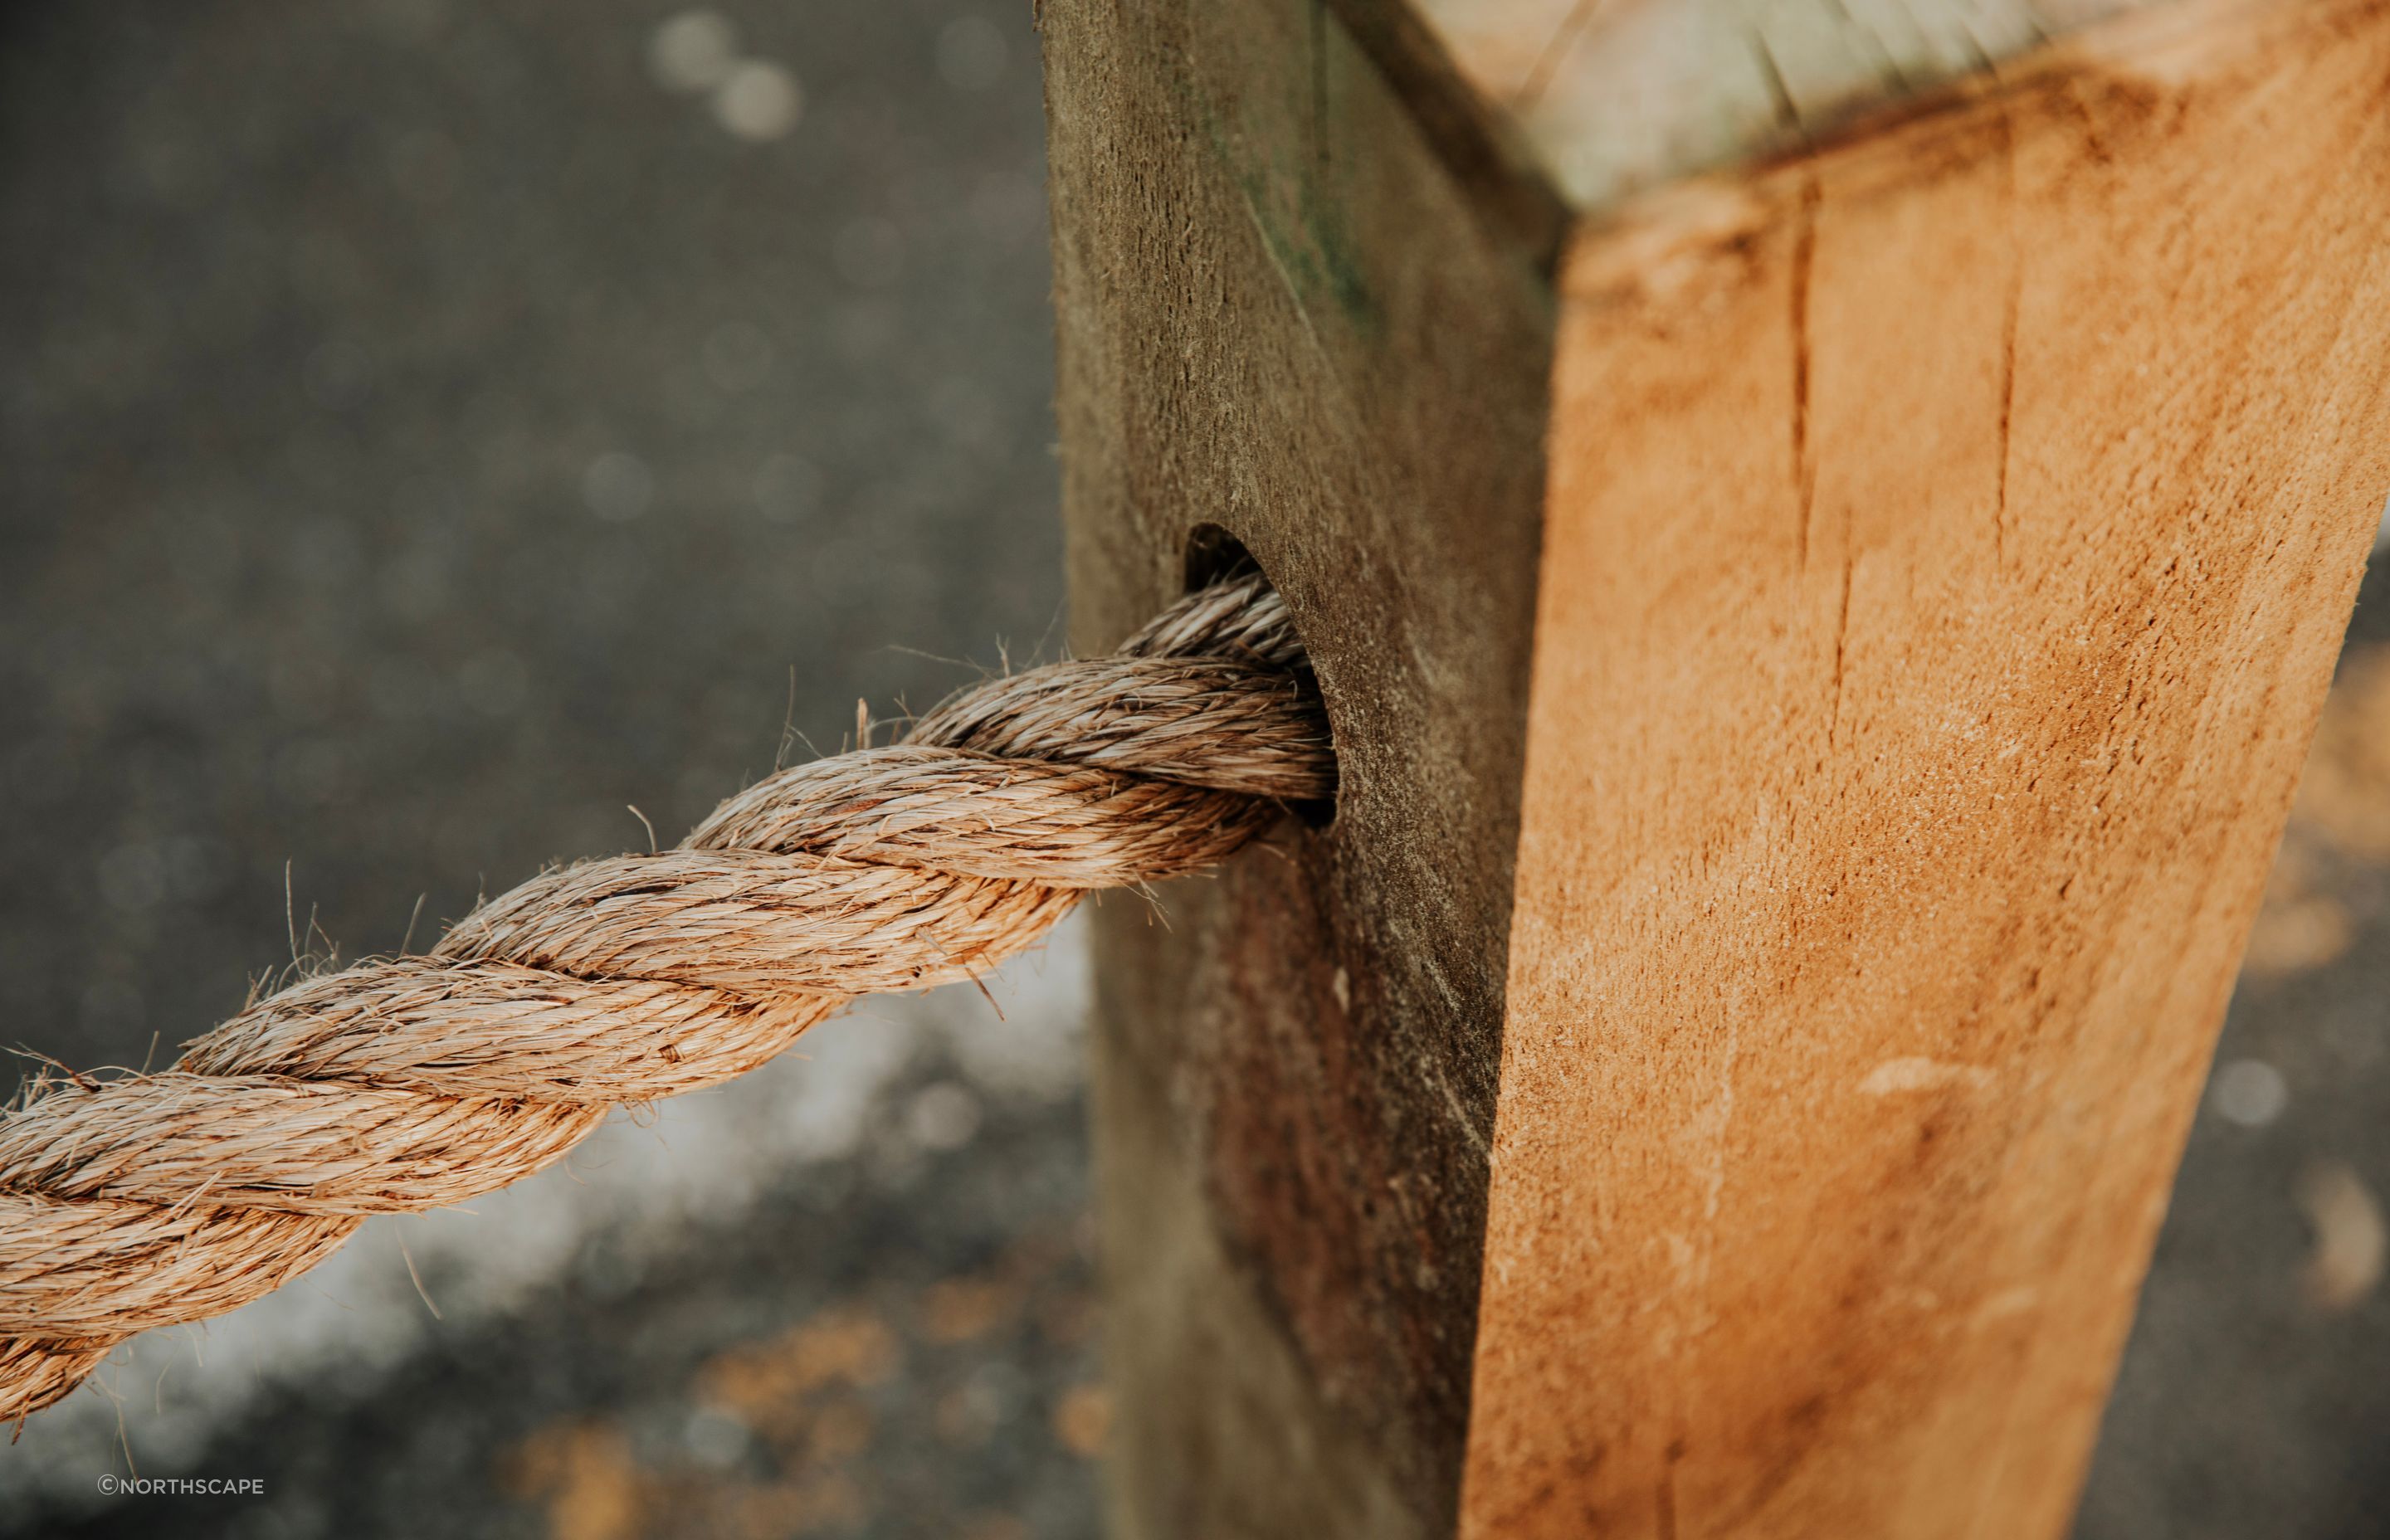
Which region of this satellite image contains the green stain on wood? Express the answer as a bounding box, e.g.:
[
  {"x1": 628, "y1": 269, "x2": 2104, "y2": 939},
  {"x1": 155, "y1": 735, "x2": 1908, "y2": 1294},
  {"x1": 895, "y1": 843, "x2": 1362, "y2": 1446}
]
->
[{"x1": 1181, "y1": 1, "x2": 1384, "y2": 344}]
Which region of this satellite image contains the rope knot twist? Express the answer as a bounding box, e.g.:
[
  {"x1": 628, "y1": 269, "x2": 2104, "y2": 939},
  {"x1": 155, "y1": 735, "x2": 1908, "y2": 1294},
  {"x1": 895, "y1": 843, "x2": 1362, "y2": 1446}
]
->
[{"x1": 0, "y1": 573, "x2": 1330, "y2": 1424}]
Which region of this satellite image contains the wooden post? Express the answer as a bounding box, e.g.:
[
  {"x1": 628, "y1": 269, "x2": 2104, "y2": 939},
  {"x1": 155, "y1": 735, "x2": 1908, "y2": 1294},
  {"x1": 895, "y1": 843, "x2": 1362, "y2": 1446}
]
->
[{"x1": 1041, "y1": 1, "x2": 2390, "y2": 1536}]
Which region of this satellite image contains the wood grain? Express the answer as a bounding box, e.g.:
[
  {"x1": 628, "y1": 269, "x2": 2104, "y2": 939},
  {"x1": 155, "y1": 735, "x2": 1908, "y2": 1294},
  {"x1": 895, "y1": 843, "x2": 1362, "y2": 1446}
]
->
[
  {"x1": 1460, "y1": 1, "x2": 2390, "y2": 1533},
  {"x1": 1041, "y1": 0, "x2": 1555, "y2": 1533},
  {"x1": 1048, "y1": 0, "x2": 2390, "y2": 1532}
]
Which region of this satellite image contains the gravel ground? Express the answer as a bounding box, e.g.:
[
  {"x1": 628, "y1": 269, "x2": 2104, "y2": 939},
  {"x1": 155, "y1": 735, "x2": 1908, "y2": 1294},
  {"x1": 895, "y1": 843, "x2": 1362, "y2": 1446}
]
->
[{"x1": 0, "y1": 3, "x2": 2383, "y2": 1536}]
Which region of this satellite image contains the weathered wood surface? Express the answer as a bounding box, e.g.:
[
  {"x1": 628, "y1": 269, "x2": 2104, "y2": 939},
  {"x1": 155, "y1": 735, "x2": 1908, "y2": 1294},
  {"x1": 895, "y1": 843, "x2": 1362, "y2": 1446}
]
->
[
  {"x1": 1043, "y1": 1, "x2": 1554, "y2": 1534},
  {"x1": 1042, "y1": 0, "x2": 2390, "y2": 1534}
]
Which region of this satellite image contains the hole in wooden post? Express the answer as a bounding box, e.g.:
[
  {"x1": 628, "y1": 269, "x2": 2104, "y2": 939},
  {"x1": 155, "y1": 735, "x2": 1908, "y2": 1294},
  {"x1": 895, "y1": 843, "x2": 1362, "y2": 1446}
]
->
[
  {"x1": 1183, "y1": 524, "x2": 1339, "y2": 829},
  {"x1": 1182, "y1": 523, "x2": 1261, "y2": 592}
]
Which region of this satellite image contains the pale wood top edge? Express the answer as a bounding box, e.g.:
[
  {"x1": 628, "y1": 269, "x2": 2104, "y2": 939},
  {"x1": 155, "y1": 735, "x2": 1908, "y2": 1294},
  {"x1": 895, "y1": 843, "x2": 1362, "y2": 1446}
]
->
[
  {"x1": 1406, "y1": 0, "x2": 2162, "y2": 209},
  {"x1": 1526, "y1": 0, "x2": 2353, "y2": 266}
]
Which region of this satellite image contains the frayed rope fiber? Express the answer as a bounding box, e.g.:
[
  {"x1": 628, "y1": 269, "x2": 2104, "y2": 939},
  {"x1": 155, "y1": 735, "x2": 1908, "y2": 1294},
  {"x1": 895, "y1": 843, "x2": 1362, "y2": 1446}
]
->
[{"x1": 0, "y1": 573, "x2": 1333, "y2": 1425}]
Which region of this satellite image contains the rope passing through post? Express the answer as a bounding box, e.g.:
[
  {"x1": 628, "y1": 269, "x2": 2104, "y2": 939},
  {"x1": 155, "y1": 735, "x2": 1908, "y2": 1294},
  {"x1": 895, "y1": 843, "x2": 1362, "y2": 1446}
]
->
[{"x1": 0, "y1": 573, "x2": 1333, "y2": 1425}]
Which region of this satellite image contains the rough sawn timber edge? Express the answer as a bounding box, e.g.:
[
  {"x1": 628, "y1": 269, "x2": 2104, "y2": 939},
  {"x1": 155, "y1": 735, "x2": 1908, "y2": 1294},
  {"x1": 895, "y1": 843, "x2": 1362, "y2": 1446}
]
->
[{"x1": 1462, "y1": 0, "x2": 2390, "y2": 1534}]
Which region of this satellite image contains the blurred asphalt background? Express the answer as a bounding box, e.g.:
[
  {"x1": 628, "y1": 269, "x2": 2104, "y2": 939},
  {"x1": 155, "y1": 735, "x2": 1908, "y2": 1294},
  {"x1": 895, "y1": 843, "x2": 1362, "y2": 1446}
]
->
[{"x1": 0, "y1": 2, "x2": 2383, "y2": 1536}]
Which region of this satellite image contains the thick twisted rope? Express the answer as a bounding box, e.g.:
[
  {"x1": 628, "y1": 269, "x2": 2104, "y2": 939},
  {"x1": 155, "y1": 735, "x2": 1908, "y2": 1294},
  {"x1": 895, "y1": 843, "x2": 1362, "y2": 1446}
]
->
[{"x1": 0, "y1": 573, "x2": 1332, "y2": 1425}]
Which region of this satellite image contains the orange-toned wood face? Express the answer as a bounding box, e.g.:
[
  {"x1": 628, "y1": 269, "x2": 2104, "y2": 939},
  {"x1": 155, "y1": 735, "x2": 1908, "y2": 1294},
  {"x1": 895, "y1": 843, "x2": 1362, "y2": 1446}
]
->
[{"x1": 1464, "y1": 2, "x2": 2390, "y2": 1535}]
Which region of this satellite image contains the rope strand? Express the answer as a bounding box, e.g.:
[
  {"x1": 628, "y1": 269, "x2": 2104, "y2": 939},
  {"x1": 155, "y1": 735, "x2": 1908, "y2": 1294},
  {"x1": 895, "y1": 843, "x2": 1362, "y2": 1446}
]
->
[{"x1": 0, "y1": 573, "x2": 1330, "y2": 1424}]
